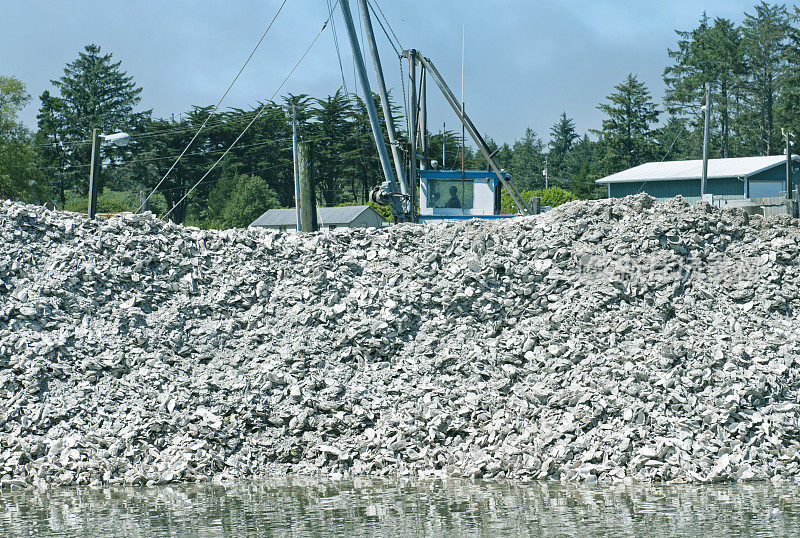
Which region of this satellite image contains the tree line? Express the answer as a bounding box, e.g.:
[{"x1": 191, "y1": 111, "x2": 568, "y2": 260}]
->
[{"x1": 1, "y1": 2, "x2": 798, "y2": 227}]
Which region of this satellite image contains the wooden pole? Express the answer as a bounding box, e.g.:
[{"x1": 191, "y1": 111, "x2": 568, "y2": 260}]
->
[
  {"x1": 87, "y1": 128, "x2": 101, "y2": 219},
  {"x1": 298, "y1": 141, "x2": 317, "y2": 232},
  {"x1": 138, "y1": 191, "x2": 149, "y2": 214},
  {"x1": 292, "y1": 106, "x2": 301, "y2": 231},
  {"x1": 786, "y1": 130, "x2": 793, "y2": 197},
  {"x1": 701, "y1": 83, "x2": 710, "y2": 197}
]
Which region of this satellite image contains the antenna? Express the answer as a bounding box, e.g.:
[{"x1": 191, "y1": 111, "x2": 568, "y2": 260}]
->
[
  {"x1": 460, "y1": 25, "x2": 465, "y2": 181},
  {"x1": 461, "y1": 25, "x2": 465, "y2": 104}
]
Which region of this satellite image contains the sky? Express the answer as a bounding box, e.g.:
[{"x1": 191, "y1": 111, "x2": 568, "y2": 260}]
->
[{"x1": 1, "y1": 0, "x2": 762, "y2": 146}]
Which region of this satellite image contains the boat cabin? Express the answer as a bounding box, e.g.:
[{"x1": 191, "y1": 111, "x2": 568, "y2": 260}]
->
[{"x1": 418, "y1": 170, "x2": 514, "y2": 222}]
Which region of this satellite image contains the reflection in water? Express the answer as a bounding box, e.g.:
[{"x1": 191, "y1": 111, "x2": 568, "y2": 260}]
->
[{"x1": 1, "y1": 479, "x2": 799, "y2": 537}]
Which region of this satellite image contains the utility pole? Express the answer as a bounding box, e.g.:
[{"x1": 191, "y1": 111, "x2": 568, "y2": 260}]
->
[
  {"x1": 784, "y1": 128, "x2": 794, "y2": 195},
  {"x1": 701, "y1": 83, "x2": 710, "y2": 197},
  {"x1": 292, "y1": 105, "x2": 301, "y2": 231},
  {"x1": 87, "y1": 128, "x2": 101, "y2": 219},
  {"x1": 298, "y1": 141, "x2": 317, "y2": 232}
]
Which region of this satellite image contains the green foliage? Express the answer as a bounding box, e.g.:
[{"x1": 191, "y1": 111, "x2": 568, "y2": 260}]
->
[
  {"x1": 0, "y1": 140, "x2": 45, "y2": 201},
  {"x1": 62, "y1": 189, "x2": 163, "y2": 214},
  {"x1": 36, "y1": 44, "x2": 151, "y2": 196},
  {"x1": 594, "y1": 74, "x2": 660, "y2": 173},
  {"x1": 0, "y1": 75, "x2": 44, "y2": 201},
  {"x1": 193, "y1": 173, "x2": 279, "y2": 229},
  {"x1": 508, "y1": 128, "x2": 545, "y2": 191},
  {"x1": 500, "y1": 187, "x2": 577, "y2": 213},
  {"x1": 0, "y1": 75, "x2": 30, "y2": 142},
  {"x1": 22, "y1": 8, "x2": 800, "y2": 227},
  {"x1": 548, "y1": 112, "x2": 579, "y2": 181},
  {"x1": 742, "y1": 2, "x2": 790, "y2": 155}
]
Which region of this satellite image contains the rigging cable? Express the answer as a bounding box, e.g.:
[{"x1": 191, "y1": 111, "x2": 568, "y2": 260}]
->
[
  {"x1": 137, "y1": 0, "x2": 290, "y2": 213},
  {"x1": 366, "y1": 0, "x2": 401, "y2": 58},
  {"x1": 636, "y1": 122, "x2": 687, "y2": 194},
  {"x1": 370, "y1": 0, "x2": 403, "y2": 51},
  {"x1": 328, "y1": 0, "x2": 349, "y2": 92},
  {"x1": 162, "y1": 3, "x2": 339, "y2": 221}
]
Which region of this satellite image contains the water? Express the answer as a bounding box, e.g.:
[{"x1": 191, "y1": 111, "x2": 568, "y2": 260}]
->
[{"x1": 1, "y1": 478, "x2": 799, "y2": 537}]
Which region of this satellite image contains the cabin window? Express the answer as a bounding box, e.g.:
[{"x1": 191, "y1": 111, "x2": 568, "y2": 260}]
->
[{"x1": 427, "y1": 179, "x2": 474, "y2": 209}]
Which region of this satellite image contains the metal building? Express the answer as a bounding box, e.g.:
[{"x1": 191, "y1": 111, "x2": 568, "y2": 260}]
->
[
  {"x1": 250, "y1": 205, "x2": 387, "y2": 232},
  {"x1": 596, "y1": 155, "x2": 800, "y2": 203}
]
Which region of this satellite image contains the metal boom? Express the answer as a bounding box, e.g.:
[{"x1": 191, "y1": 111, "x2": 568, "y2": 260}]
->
[{"x1": 413, "y1": 53, "x2": 531, "y2": 215}]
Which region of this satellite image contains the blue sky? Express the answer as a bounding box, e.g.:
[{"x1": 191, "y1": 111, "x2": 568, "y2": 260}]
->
[{"x1": 1, "y1": 0, "x2": 761, "y2": 145}]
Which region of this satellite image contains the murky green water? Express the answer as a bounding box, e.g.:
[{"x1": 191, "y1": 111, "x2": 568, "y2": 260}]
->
[{"x1": 1, "y1": 478, "x2": 799, "y2": 537}]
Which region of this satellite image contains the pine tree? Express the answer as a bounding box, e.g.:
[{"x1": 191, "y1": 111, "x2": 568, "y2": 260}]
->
[
  {"x1": 36, "y1": 44, "x2": 151, "y2": 193},
  {"x1": 508, "y1": 127, "x2": 545, "y2": 190},
  {"x1": 548, "y1": 112, "x2": 578, "y2": 183},
  {"x1": 664, "y1": 14, "x2": 745, "y2": 158},
  {"x1": 778, "y1": 7, "x2": 800, "y2": 140},
  {"x1": 595, "y1": 74, "x2": 660, "y2": 173},
  {"x1": 743, "y1": 2, "x2": 790, "y2": 155}
]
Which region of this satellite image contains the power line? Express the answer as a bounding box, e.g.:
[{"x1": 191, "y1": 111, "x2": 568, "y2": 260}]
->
[
  {"x1": 152, "y1": 161, "x2": 293, "y2": 193},
  {"x1": 328, "y1": 0, "x2": 349, "y2": 92},
  {"x1": 34, "y1": 134, "x2": 333, "y2": 172},
  {"x1": 635, "y1": 122, "x2": 687, "y2": 195},
  {"x1": 138, "y1": 0, "x2": 290, "y2": 214},
  {"x1": 31, "y1": 138, "x2": 94, "y2": 149},
  {"x1": 163, "y1": 4, "x2": 338, "y2": 221}
]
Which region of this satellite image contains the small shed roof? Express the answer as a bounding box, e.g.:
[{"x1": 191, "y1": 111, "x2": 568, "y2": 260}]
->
[
  {"x1": 250, "y1": 205, "x2": 384, "y2": 228},
  {"x1": 596, "y1": 155, "x2": 799, "y2": 184}
]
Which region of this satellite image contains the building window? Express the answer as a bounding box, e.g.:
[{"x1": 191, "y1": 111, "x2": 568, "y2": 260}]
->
[{"x1": 427, "y1": 179, "x2": 474, "y2": 209}]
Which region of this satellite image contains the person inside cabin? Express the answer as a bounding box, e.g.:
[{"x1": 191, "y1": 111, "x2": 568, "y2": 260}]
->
[{"x1": 445, "y1": 185, "x2": 461, "y2": 208}]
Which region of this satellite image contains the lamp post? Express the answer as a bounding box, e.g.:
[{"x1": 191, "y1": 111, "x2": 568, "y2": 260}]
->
[{"x1": 87, "y1": 130, "x2": 130, "y2": 219}]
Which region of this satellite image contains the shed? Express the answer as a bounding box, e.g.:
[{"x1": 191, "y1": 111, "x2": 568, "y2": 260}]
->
[
  {"x1": 250, "y1": 205, "x2": 387, "y2": 231},
  {"x1": 596, "y1": 155, "x2": 800, "y2": 203}
]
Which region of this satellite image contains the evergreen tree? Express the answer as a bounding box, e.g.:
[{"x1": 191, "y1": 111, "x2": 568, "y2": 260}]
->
[
  {"x1": 594, "y1": 74, "x2": 660, "y2": 173},
  {"x1": 508, "y1": 128, "x2": 545, "y2": 191},
  {"x1": 427, "y1": 127, "x2": 461, "y2": 170},
  {"x1": 205, "y1": 173, "x2": 279, "y2": 229},
  {"x1": 548, "y1": 112, "x2": 578, "y2": 182},
  {"x1": 567, "y1": 135, "x2": 605, "y2": 199},
  {"x1": 314, "y1": 89, "x2": 356, "y2": 205},
  {"x1": 36, "y1": 44, "x2": 151, "y2": 193},
  {"x1": 664, "y1": 14, "x2": 745, "y2": 157},
  {"x1": 778, "y1": 7, "x2": 800, "y2": 140},
  {"x1": 742, "y1": 2, "x2": 790, "y2": 155}
]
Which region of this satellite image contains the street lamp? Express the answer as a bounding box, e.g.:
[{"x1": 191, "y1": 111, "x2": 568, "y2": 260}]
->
[
  {"x1": 99, "y1": 132, "x2": 130, "y2": 147},
  {"x1": 88, "y1": 129, "x2": 130, "y2": 219}
]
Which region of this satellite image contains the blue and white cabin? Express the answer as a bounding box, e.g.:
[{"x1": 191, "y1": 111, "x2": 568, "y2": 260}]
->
[{"x1": 418, "y1": 170, "x2": 515, "y2": 222}]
